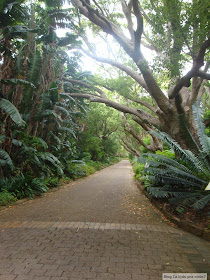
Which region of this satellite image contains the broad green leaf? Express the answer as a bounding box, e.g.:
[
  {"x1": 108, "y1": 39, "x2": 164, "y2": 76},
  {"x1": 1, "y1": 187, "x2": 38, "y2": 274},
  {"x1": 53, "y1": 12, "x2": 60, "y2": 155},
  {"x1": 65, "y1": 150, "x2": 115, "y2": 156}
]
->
[{"x1": 0, "y1": 98, "x2": 26, "y2": 127}]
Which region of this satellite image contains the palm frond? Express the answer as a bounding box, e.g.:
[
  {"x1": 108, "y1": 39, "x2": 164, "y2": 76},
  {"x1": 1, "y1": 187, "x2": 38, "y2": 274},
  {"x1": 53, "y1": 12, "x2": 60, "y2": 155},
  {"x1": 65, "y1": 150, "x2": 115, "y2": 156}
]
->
[
  {"x1": 193, "y1": 101, "x2": 210, "y2": 155},
  {"x1": 184, "y1": 150, "x2": 210, "y2": 177},
  {"x1": 168, "y1": 193, "x2": 199, "y2": 206},
  {"x1": 192, "y1": 194, "x2": 210, "y2": 210},
  {"x1": 145, "y1": 166, "x2": 206, "y2": 186},
  {"x1": 140, "y1": 153, "x2": 194, "y2": 174},
  {"x1": 150, "y1": 130, "x2": 209, "y2": 176},
  {"x1": 154, "y1": 172, "x2": 204, "y2": 188},
  {"x1": 148, "y1": 187, "x2": 192, "y2": 199}
]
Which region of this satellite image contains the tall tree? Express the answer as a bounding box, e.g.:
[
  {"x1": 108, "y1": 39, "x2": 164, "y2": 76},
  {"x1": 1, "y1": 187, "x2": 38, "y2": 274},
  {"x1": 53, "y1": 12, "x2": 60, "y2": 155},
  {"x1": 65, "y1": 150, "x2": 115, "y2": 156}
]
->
[{"x1": 64, "y1": 0, "x2": 209, "y2": 152}]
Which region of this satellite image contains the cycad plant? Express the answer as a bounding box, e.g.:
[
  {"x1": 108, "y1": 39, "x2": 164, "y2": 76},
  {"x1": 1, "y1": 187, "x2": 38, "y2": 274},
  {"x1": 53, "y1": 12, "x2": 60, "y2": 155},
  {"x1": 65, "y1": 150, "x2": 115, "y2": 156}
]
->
[{"x1": 138, "y1": 101, "x2": 210, "y2": 213}]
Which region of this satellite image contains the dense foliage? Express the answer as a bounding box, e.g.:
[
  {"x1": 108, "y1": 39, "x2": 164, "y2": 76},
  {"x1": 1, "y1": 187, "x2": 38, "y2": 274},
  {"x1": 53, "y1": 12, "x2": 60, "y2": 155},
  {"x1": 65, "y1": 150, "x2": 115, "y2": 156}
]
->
[
  {"x1": 67, "y1": 0, "x2": 210, "y2": 154},
  {"x1": 0, "y1": 0, "x2": 121, "y2": 204},
  {"x1": 135, "y1": 102, "x2": 210, "y2": 213}
]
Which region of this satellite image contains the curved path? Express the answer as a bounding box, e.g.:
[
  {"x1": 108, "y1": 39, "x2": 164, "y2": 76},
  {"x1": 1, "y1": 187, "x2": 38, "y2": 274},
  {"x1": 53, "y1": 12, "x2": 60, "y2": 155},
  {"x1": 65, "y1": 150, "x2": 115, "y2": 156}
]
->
[{"x1": 0, "y1": 160, "x2": 209, "y2": 280}]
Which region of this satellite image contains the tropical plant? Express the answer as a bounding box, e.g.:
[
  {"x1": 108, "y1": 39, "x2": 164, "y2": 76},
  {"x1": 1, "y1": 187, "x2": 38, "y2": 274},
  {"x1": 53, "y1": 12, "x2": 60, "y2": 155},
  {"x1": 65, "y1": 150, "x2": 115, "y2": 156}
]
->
[
  {"x1": 138, "y1": 102, "x2": 210, "y2": 212},
  {"x1": 0, "y1": 0, "x2": 89, "y2": 198}
]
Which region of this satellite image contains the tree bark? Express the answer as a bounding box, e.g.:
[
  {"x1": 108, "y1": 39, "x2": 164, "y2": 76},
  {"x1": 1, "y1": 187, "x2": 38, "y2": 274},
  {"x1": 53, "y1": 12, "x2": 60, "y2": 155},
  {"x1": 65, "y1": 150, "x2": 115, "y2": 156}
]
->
[{"x1": 69, "y1": 0, "x2": 210, "y2": 153}]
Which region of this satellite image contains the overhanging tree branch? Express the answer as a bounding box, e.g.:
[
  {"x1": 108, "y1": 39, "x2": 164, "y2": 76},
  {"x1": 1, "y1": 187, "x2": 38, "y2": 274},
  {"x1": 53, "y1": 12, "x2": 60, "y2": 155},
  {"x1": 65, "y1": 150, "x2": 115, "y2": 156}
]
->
[
  {"x1": 66, "y1": 92, "x2": 160, "y2": 127},
  {"x1": 169, "y1": 38, "x2": 210, "y2": 99},
  {"x1": 63, "y1": 77, "x2": 106, "y2": 97},
  {"x1": 132, "y1": 0, "x2": 143, "y2": 52},
  {"x1": 121, "y1": 139, "x2": 141, "y2": 156},
  {"x1": 72, "y1": 0, "x2": 171, "y2": 114},
  {"x1": 120, "y1": 0, "x2": 134, "y2": 42},
  {"x1": 123, "y1": 95, "x2": 158, "y2": 114},
  {"x1": 81, "y1": 48, "x2": 149, "y2": 91}
]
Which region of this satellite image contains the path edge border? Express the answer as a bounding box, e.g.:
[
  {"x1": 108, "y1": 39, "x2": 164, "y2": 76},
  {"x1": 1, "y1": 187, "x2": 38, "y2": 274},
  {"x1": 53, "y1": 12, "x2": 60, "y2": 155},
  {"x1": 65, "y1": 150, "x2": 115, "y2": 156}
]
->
[{"x1": 135, "y1": 180, "x2": 210, "y2": 242}]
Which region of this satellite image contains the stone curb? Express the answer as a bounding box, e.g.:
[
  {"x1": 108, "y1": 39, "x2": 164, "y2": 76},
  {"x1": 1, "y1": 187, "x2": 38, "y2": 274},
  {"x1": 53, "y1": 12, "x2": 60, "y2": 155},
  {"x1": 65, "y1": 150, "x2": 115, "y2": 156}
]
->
[{"x1": 136, "y1": 180, "x2": 210, "y2": 242}]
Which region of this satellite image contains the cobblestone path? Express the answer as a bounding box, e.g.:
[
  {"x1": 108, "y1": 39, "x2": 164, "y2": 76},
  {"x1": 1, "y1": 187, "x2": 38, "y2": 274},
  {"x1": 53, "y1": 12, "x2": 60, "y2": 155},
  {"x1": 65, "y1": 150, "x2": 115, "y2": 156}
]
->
[{"x1": 0, "y1": 160, "x2": 209, "y2": 280}]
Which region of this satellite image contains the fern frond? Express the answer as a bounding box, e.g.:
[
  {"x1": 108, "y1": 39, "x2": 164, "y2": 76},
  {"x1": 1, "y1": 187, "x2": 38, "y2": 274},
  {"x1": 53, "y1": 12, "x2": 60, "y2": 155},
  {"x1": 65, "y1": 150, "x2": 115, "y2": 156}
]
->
[{"x1": 38, "y1": 152, "x2": 60, "y2": 165}]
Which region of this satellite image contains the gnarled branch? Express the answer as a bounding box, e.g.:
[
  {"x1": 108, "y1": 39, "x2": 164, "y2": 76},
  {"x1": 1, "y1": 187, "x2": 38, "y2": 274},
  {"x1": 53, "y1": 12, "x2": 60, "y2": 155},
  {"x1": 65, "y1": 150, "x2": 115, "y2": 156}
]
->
[{"x1": 169, "y1": 38, "x2": 210, "y2": 99}]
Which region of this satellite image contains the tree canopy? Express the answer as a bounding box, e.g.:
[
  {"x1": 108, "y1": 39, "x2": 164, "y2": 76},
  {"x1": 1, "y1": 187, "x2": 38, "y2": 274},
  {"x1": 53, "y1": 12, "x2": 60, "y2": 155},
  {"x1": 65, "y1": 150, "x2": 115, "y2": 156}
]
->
[{"x1": 64, "y1": 0, "x2": 209, "y2": 153}]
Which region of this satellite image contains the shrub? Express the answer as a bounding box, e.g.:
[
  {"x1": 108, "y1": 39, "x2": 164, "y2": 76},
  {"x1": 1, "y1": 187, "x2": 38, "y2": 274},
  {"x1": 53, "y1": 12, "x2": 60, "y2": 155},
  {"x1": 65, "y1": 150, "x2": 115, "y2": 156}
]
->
[
  {"x1": 138, "y1": 101, "x2": 210, "y2": 212},
  {"x1": 0, "y1": 191, "x2": 16, "y2": 206},
  {"x1": 133, "y1": 162, "x2": 145, "y2": 180},
  {"x1": 156, "y1": 150, "x2": 175, "y2": 158}
]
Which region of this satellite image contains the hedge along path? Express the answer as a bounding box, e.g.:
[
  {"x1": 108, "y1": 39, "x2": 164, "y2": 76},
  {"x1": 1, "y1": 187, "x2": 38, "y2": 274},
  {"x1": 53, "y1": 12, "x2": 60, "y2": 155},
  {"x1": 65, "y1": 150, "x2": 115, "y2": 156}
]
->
[{"x1": 0, "y1": 160, "x2": 209, "y2": 280}]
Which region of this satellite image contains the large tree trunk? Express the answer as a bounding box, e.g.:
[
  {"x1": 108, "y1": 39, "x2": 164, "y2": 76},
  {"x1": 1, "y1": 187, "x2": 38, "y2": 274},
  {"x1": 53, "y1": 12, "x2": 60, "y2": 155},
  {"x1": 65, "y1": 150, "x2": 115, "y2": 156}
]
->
[{"x1": 68, "y1": 0, "x2": 209, "y2": 152}]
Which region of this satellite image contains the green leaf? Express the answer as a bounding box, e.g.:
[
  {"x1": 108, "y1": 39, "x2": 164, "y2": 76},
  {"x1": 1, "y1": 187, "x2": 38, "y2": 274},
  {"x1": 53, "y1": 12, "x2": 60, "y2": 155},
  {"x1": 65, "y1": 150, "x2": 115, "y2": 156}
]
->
[
  {"x1": 0, "y1": 134, "x2": 6, "y2": 144},
  {"x1": 193, "y1": 101, "x2": 210, "y2": 155},
  {"x1": 0, "y1": 149, "x2": 14, "y2": 170},
  {"x1": 0, "y1": 98, "x2": 26, "y2": 127},
  {"x1": 192, "y1": 194, "x2": 210, "y2": 210},
  {"x1": 26, "y1": 51, "x2": 42, "y2": 83},
  {"x1": 2, "y1": 78, "x2": 36, "y2": 89}
]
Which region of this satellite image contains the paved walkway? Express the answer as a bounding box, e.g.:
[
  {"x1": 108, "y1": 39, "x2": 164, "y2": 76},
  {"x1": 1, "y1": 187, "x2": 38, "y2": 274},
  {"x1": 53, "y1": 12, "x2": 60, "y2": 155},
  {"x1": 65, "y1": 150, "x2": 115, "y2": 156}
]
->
[{"x1": 0, "y1": 160, "x2": 209, "y2": 280}]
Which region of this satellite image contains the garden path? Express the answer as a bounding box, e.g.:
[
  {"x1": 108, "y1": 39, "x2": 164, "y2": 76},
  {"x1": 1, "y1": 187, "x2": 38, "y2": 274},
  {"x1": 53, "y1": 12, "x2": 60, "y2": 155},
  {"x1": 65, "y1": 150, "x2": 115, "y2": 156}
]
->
[{"x1": 0, "y1": 160, "x2": 209, "y2": 280}]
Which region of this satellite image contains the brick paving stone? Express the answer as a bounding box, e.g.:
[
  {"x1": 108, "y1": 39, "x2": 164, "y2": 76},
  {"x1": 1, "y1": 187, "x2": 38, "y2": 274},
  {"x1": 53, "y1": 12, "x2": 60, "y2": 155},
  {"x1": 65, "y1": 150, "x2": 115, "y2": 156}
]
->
[
  {"x1": 0, "y1": 160, "x2": 209, "y2": 280},
  {"x1": 15, "y1": 276, "x2": 36, "y2": 280},
  {"x1": 96, "y1": 272, "x2": 114, "y2": 279},
  {"x1": 115, "y1": 273, "x2": 132, "y2": 280},
  {"x1": 0, "y1": 275, "x2": 17, "y2": 280},
  {"x1": 51, "y1": 278, "x2": 69, "y2": 280},
  {"x1": 44, "y1": 270, "x2": 63, "y2": 277},
  {"x1": 32, "y1": 277, "x2": 52, "y2": 280}
]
